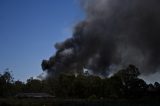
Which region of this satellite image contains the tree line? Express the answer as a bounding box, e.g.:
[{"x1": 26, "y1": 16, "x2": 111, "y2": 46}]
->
[{"x1": 0, "y1": 65, "x2": 160, "y2": 99}]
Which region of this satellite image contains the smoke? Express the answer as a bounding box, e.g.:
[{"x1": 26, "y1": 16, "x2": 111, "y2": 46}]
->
[{"x1": 42, "y1": 0, "x2": 160, "y2": 76}]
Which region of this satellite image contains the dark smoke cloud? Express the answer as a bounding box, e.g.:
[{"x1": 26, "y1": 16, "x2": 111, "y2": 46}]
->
[{"x1": 42, "y1": 0, "x2": 160, "y2": 76}]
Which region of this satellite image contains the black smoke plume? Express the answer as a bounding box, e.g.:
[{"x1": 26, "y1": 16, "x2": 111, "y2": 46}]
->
[{"x1": 42, "y1": 0, "x2": 160, "y2": 76}]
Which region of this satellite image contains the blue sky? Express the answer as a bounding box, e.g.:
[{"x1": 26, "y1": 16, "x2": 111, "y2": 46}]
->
[
  {"x1": 1, "y1": 0, "x2": 160, "y2": 83},
  {"x1": 0, "y1": 0, "x2": 84, "y2": 81}
]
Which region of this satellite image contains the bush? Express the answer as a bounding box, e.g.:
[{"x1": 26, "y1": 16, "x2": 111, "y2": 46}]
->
[{"x1": 88, "y1": 94, "x2": 97, "y2": 100}]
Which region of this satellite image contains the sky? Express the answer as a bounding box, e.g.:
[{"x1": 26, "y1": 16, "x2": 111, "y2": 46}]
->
[
  {"x1": 0, "y1": 0, "x2": 160, "y2": 84},
  {"x1": 0, "y1": 0, "x2": 84, "y2": 81}
]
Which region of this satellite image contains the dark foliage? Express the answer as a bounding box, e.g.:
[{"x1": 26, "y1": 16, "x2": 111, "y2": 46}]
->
[{"x1": 0, "y1": 65, "x2": 160, "y2": 100}]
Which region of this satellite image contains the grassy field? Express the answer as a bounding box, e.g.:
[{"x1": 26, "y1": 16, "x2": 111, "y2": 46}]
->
[{"x1": 0, "y1": 98, "x2": 160, "y2": 106}]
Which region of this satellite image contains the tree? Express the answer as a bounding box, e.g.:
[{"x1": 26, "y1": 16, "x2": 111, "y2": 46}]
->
[
  {"x1": 114, "y1": 65, "x2": 147, "y2": 98},
  {"x1": 115, "y1": 65, "x2": 140, "y2": 86},
  {"x1": 14, "y1": 80, "x2": 25, "y2": 93},
  {"x1": 25, "y1": 77, "x2": 43, "y2": 93},
  {"x1": 154, "y1": 82, "x2": 160, "y2": 96},
  {"x1": 117, "y1": 65, "x2": 139, "y2": 77},
  {"x1": 73, "y1": 75, "x2": 88, "y2": 98},
  {"x1": 0, "y1": 70, "x2": 14, "y2": 97},
  {"x1": 103, "y1": 76, "x2": 123, "y2": 98},
  {"x1": 154, "y1": 82, "x2": 160, "y2": 89}
]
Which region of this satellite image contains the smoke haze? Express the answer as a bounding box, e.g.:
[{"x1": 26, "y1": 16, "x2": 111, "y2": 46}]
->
[{"x1": 42, "y1": 0, "x2": 160, "y2": 76}]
